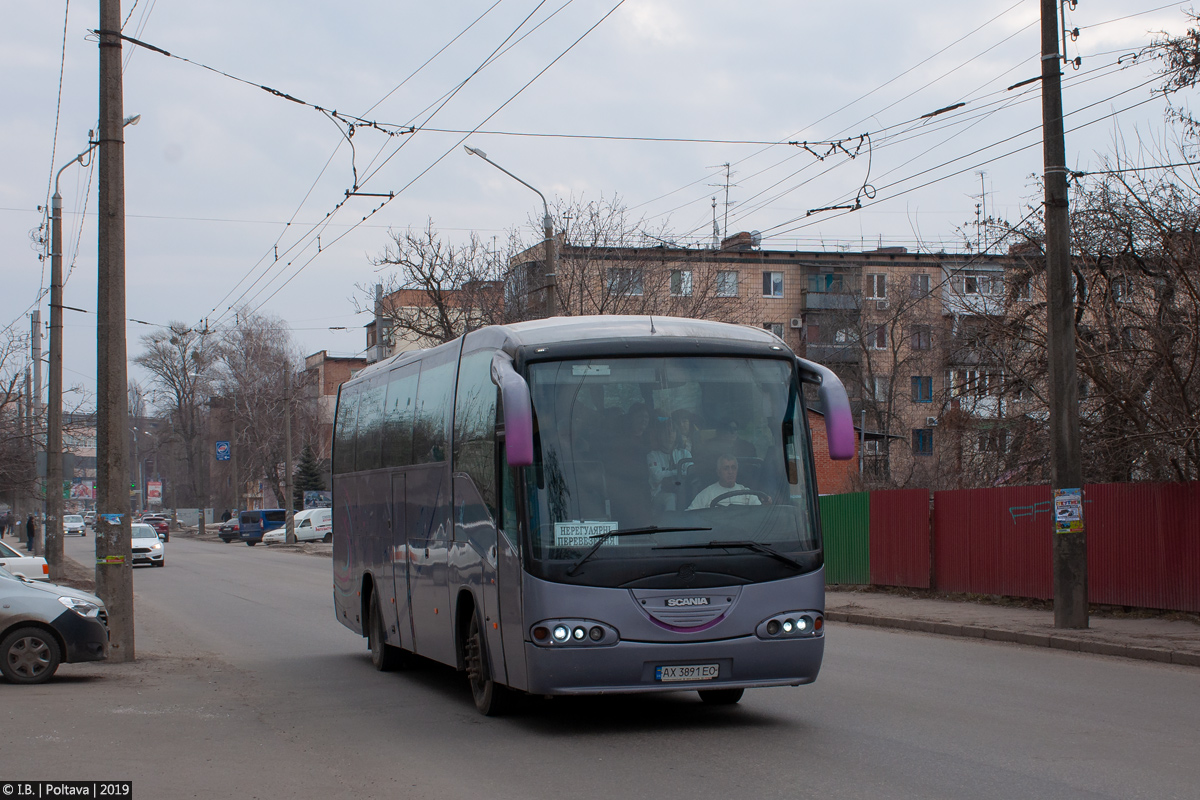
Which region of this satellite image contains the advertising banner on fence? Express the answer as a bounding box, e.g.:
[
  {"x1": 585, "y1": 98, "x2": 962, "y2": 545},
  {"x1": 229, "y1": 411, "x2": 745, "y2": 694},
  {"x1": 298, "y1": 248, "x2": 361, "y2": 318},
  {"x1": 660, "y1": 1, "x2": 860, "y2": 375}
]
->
[{"x1": 147, "y1": 481, "x2": 163, "y2": 506}]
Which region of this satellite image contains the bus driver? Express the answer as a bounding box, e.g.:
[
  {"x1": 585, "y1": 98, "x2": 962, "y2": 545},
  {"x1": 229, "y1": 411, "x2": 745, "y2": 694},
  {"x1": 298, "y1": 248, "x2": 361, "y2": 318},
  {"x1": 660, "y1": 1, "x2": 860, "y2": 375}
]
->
[{"x1": 687, "y1": 454, "x2": 762, "y2": 509}]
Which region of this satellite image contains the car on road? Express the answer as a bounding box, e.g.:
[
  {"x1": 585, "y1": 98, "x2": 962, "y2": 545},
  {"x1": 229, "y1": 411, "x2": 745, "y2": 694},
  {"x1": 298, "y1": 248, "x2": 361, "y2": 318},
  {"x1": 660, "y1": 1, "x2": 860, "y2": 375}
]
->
[
  {"x1": 239, "y1": 509, "x2": 286, "y2": 546},
  {"x1": 83, "y1": 511, "x2": 95, "y2": 529},
  {"x1": 217, "y1": 515, "x2": 240, "y2": 543},
  {"x1": 262, "y1": 508, "x2": 333, "y2": 544},
  {"x1": 0, "y1": 565, "x2": 108, "y2": 684},
  {"x1": 63, "y1": 514, "x2": 86, "y2": 536},
  {"x1": 0, "y1": 540, "x2": 49, "y2": 581},
  {"x1": 139, "y1": 514, "x2": 170, "y2": 542},
  {"x1": 131, "y1": 523, "x2": 165, "y2": 568}
]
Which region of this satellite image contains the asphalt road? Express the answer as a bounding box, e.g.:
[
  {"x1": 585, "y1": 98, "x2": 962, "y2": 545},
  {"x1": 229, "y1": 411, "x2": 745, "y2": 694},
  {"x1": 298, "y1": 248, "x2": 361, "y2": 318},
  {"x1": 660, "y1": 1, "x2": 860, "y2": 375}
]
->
[{"x1": 2, "y1": 533, "x2": 1196, "y2": 799}]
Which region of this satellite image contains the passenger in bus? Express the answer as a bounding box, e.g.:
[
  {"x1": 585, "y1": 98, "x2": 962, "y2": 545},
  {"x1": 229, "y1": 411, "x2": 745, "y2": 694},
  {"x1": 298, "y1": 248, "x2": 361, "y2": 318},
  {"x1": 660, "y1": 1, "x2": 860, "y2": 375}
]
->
[
  {"x1": 687, "y1": 454, "x2": 762, "y2": 509},
  {"x1": 671, "y1": 409, "x2": 698, "y2": 454},
  {"x1": 694, "y1": 417, "x2": 757, "y2": 479},
  {"x1": 646, "y1": 419, "x2": 684, "y2": 511}
]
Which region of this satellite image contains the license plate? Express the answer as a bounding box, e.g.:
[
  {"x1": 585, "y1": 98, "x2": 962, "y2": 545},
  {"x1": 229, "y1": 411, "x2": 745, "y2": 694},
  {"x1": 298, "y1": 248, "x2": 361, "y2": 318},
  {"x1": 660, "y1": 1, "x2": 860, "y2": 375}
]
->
[{"x1": 655, "y1": 664, "x2": 719, "y2": 682}]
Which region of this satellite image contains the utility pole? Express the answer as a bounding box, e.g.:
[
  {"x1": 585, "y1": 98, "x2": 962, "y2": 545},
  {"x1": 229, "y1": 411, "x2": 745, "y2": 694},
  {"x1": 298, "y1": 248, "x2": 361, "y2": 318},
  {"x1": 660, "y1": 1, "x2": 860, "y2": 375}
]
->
[
  {"x1": 230, "y1": 415, "x2": 239, "y2": 512},
  {"x1": 24, "y1": 367, "x2": 38, "y2": 553},
  {"x1": 1041, "y1": 0, "x2": 1087, "y2": 629},
  {"x1": 283, "y1": 365, "x2": 295, "y2": 542},
  {"x1": 95, "y1": 0, "x2": 135, "y2": 661},
  {"x1": 31, "y1": 314, "x2": 45, "y2": 556},
  {"x1": 46, "y1": 183, "x2": 65, "y2": 579}
]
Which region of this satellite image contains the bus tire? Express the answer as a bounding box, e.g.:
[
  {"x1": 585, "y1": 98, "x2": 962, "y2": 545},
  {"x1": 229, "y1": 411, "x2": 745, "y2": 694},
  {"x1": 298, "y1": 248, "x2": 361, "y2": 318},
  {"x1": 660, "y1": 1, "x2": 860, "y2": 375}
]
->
[
  {"x1": 698, "y1": 688, "x2": 744, "y2": 705},
  {"x1": 464, "y1": 613, "x2": 510, "y2": 716},
  {"x1": 367, "y1": 595, "x2": 405, "y2": 671}
]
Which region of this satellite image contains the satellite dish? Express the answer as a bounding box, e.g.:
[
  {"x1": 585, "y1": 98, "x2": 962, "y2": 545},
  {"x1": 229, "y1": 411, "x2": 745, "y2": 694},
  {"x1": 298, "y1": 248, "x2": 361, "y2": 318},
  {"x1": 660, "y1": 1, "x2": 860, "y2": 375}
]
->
[{"x1": 750, "y1": 230, "x2": 762, "y2": 248}]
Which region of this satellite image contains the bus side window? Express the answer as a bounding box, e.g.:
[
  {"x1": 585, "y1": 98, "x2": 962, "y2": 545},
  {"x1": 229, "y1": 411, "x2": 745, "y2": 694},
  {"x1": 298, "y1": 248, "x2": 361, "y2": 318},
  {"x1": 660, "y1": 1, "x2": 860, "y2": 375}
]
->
[
  {"x1": 355, "y1": 374, "x2": 387, "y2": 472},
  {"x1": 499, "y1": 464, "x2": 522, "y2": 556},
  {"x1": 333, "y1": 383, "x2": 361, "y2": 474},
  {"x1": 382, "y1": 363, "x2": 418, "y2": 468},
  {"x1": 453, "y1": 350, "x2": 498, "y2": 516},
  {"x1": 414, "y1": 354, "x2": 456, "y2": 464}
]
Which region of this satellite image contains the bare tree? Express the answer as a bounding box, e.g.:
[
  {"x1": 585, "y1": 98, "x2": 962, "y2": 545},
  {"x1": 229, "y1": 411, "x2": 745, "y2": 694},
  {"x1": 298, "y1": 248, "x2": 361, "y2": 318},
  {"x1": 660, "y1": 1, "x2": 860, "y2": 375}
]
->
[
  {"x1": 133, "y1": 323, "x2": 217, "y2": 505},
  {"x1": 0, "y1": 328, "x2": 36, "y2": 508}
]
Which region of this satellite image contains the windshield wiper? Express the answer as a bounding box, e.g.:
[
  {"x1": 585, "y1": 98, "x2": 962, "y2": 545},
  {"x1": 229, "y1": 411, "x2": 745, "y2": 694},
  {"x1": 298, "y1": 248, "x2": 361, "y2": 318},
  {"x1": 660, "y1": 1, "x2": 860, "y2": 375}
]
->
[
  {"x1": 653, "y1": 540, "x2": 805, "y2": 570},
  {"x1": 566, "y1": 526, "x2": 712, "y2": 576}
]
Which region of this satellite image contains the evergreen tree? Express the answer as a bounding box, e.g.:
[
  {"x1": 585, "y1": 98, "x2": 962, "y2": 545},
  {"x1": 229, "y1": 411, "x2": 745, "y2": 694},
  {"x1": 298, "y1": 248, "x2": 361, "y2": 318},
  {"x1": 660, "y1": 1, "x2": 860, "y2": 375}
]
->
[{"x1": 293, "y1": 444, "x2": 326, "y2": 510}]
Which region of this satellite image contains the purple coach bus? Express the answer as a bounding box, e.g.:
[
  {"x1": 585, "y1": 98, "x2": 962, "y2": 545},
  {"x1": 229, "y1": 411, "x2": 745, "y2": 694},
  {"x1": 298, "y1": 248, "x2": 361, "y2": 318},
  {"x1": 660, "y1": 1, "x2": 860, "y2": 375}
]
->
[{"x1": 332, "y1": 316, "x2": 854, "y2": 715}]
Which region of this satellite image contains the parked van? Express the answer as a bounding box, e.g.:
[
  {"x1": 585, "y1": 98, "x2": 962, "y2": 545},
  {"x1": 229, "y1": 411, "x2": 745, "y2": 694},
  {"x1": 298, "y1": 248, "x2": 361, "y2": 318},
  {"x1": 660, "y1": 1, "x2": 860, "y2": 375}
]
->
[
  {"x1": 239, "y1": 509, "x2": 286, "y2": 546},
  {"x1": 262, "y1": 508, "x2": 333, "y2": 544}
]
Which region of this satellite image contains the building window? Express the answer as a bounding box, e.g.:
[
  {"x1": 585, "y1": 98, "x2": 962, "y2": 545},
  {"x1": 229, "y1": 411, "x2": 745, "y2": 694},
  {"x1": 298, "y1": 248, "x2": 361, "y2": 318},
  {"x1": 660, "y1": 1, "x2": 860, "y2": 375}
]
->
[
  {"x1": 763, "y1": 322, "x2": 784, "y2": 337},
  {"x1": 670, "y1": 269, "x2": 693, "y2": 297},
  {"x1": 808, "y1": 273, "x2": 844, "y2": 294},
  {"x1": 863, "y1": 439, "x2": 881, "y2": 455},
  {"x1": 911, "y1": 273, "x2": 931, "y2": 298},
  {"x1": 607, "y1": 267, "x2": 643, "y2": 296},
  {"x1": 912, "y1": 428, "x2": 934, "y2": 456},
  {"x1": 762, "y1": 271, "x2": 783, "y2": 297},
  {"x1": 1016, "y1": 277, "x2": 1033, "y2": 301},
  {"x1": 716, "y1": 270, "x2": 739, "y2": 297},
  {"x1": 979, "y1": 429, "x2": 1008, "y2": 453},
  {"x1": 911, "y1": 376, "x2": 933, "y2": 403},
  {"x1": 910, "y1": 324, "x2": 932, "y2": 351},
  {"x1": 871, "y1": 375, "x2": 890, "y2": 401},
  {"x1": 1113, "y1": 277, "x2": 1133, "y2": 304},
  {"x1": 866, "y1": 273, "x2": 887, "y2": 299},
  {"x1": 867, "y1": 325, "x2": 887, "y2": 349}
]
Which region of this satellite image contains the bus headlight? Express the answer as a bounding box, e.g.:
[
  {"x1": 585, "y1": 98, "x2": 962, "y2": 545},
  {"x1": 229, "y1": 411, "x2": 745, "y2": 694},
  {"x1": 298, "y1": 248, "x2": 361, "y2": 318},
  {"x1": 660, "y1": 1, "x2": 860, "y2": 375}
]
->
[
  {"x1": 757, "y1": 612, "x2": 823, "y2": 639},
  {"x1": 532, "y1": 620, "x2": 619, "y2": 647}
]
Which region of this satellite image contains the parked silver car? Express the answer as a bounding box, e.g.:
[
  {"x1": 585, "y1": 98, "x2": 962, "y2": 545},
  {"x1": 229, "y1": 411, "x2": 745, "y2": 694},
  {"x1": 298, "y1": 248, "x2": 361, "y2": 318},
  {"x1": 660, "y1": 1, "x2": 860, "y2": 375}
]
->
[{"x1": 0, "y1": 566, "x2": 108, "y2": 684}]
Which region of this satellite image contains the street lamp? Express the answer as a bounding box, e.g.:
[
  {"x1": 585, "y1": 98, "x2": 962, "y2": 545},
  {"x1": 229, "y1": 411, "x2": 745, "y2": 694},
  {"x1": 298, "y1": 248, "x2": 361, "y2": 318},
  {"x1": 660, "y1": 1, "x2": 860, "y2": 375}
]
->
[
  {"x1": 463, "y1": 145, "x2": 557, "y2": 317},
  {"x1": 43, "y1": 114, "x2": 140, "y2": 579}
]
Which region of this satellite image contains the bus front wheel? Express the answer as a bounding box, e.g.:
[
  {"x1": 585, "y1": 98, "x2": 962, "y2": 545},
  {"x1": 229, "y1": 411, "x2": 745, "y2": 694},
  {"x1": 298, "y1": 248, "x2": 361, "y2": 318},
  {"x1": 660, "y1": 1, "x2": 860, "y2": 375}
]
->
[
  {"x1": 464, "y1": 613, "x2": 511, "y2": 716},
  {"x1": 698, "y1": 688, "x2": 744, "y2": 705},
  {"x1": 367, "y1": 595, "x2": 405, "y2": 671}
]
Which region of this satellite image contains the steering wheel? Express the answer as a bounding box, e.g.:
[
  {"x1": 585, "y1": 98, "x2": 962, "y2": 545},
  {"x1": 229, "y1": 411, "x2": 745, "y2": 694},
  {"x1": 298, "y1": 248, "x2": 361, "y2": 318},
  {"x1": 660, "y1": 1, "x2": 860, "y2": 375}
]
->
[{"x1": 709, "y1": 490, "x2": 771, "y2": 508}]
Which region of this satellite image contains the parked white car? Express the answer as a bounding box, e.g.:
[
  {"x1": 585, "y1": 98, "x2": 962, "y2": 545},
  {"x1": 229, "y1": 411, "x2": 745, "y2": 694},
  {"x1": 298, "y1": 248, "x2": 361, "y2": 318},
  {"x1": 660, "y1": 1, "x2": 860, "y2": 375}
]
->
[
  {"x1": 0, "y1": 540, "x2": 49, "y2": 581},
  {"x1": 130, "y1": 523, "x2": 165, "y2": 567},
  {"x1": 62, "y1": 515, "x2": 86, "y2": 536},
  {"x1": 262, "y1": 508, "x2": 332, "y2": 544}
]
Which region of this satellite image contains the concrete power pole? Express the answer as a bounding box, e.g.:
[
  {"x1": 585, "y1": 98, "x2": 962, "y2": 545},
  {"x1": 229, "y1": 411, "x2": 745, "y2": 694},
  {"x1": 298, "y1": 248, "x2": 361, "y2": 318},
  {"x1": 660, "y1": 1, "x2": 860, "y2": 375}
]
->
[
  {"x1": 283, "y1": 366, "x2": 295, "y2": 543},
  {"x1": 1041, "y1": 0, "x2": 1088, "y2": 629},
  {"x1": 95, "y1": 0, "x2": 135, "y2": 661},
  {"x1": 46, "y1": 185, "x2": 65, "y2": 579},
  {"x1": 30, "y1": 315, "x2": 45, "y2": 556}
]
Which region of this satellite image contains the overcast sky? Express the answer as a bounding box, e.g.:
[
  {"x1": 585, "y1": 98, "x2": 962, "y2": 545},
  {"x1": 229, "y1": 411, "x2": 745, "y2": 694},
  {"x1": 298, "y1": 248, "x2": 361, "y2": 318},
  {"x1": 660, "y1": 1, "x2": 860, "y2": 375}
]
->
[{"x1": 0, "y1": 1, "x2": 1192, "y2": 409}]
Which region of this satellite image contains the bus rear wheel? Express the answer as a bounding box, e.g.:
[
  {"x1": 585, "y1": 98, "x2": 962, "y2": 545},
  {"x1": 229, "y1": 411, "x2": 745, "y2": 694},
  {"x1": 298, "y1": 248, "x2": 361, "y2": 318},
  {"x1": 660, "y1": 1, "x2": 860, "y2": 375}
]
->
[
  {"x1": 464, "y1": 614, "x2": 510, "y2": 716},
  {"x1": 698, "y1": 688, "x2": 744, "y2": 705},
  {"x1": 367, "y1": 595, "x2": 405, "y2": 671}
]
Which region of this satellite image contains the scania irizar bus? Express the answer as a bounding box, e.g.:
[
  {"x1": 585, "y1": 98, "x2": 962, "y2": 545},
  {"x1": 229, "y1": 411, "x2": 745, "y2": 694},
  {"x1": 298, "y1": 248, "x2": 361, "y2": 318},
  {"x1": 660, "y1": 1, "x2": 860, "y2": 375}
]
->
[{"x1": 332, "y1": 316, "x2": 854, "y2": 714}]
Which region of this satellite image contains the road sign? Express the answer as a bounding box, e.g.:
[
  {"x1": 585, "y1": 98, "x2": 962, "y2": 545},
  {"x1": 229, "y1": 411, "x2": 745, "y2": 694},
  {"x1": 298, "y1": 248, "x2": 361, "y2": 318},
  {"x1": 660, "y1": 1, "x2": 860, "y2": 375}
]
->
[{"x1": 215, "y1": 441, "x2": 231, "y2": 461}]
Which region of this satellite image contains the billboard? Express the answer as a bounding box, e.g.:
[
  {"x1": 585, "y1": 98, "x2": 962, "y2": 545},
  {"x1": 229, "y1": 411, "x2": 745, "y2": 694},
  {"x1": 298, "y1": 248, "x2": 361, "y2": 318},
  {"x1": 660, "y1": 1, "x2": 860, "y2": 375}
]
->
[
  {"x1": 303, "y1": 491, "x2": 332, "y2": 509},
  {"x1": 147, "y1": 481, "x2": 163, "y2": 506}
]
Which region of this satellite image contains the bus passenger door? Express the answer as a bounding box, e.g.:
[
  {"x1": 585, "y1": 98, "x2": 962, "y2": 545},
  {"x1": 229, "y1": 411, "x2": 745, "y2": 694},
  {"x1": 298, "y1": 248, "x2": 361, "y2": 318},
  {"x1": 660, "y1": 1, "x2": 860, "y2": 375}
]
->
[
  {"x1": 407, "y1": 465, "x2": 456, "y2": 666},
  {"x1": 452, "y1": 475, "x2": 506, "y2": 687},
  {"x1": 390, "y1": 472, "x2": 414, "y2": 652}
]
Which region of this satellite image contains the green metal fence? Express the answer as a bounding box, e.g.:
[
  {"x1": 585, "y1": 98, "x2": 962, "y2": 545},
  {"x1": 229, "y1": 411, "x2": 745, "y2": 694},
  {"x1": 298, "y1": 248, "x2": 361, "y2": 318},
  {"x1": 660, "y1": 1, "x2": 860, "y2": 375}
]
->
[{"x1": 819, "y1": 492, "x2": 870, "y2": 585}]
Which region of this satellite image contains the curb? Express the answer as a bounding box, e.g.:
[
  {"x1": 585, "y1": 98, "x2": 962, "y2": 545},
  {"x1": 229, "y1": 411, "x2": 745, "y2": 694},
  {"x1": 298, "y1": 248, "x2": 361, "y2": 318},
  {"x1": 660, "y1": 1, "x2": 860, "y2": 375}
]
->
[{"x1": 825, "y1": 610, "x2": 1199, "y2": 668}]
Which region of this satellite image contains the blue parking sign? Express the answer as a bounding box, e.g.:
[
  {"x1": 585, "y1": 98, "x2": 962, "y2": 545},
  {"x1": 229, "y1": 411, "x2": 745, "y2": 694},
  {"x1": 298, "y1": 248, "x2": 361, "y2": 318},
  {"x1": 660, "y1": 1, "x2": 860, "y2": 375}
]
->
[{"x1": 215, "y1": 441, "x2": 231, "y2": 461}]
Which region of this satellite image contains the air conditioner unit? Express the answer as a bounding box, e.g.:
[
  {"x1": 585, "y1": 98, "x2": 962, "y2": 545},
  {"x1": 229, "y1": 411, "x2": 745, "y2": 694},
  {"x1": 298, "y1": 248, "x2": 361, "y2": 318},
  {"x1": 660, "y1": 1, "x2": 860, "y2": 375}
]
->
[
  {"x1": 926, "y1": 416, "x2": 939, "y2": 427},
  {"x1": 875, "y1": 300, "x2": 889, "y2": 311},
  {"x1": 789, "y1": 317, "x2": 803, "y2": 329}
]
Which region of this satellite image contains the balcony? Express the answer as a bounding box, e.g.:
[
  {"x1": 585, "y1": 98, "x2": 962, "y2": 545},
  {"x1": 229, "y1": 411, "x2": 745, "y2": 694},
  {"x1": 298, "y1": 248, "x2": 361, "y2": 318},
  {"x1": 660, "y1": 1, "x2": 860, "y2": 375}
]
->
[
  {"x1": 804, "y1": 292, "x2": 859, "y2": 311},
  {"x1": 803, "y1": 342, "x2": 861, "y2": 364}
]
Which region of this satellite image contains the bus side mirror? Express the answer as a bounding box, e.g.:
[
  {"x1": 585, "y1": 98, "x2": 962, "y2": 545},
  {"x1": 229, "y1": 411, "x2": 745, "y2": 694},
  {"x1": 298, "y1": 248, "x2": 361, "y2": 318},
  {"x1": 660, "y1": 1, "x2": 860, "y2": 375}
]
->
[
  {"x1": 491, "y1": 352, "x2": 534, "y2": 467},
  {"x1": 796, "y1": 357, "x2": 856, "y2": 461}
]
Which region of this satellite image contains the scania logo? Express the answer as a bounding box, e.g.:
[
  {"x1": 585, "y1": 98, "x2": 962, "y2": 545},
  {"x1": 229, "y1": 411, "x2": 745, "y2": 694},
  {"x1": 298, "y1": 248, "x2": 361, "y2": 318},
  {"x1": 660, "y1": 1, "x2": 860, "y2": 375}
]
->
[{"x1": 666, "y1": 597, "x2": 710, "y2": 607}]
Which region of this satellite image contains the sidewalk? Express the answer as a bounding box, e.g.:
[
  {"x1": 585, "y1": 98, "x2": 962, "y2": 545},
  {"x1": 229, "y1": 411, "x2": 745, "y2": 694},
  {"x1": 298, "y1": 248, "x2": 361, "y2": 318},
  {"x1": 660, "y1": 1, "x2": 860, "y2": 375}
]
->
[{"x1": 826, "y1": 587, "x2": 1200, "y2": 667}]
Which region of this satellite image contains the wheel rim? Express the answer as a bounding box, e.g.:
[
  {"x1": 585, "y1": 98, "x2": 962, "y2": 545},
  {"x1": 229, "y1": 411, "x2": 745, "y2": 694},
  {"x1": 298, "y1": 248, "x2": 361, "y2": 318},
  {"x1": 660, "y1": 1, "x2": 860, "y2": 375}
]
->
[
  {"x1": 8, "y1": 636, "x2": 52, "y2": 678},
  {"x1": 464, "y1": 620, "x2": 487, "y2": 701}
]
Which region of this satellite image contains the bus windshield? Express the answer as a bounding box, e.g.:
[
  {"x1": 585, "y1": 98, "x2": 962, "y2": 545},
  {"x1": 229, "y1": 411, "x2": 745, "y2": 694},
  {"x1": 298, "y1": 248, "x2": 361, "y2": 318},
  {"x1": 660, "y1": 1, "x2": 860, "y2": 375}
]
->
[{"x1": 524, "y1": 355, "x2": 820, "y2": 587}]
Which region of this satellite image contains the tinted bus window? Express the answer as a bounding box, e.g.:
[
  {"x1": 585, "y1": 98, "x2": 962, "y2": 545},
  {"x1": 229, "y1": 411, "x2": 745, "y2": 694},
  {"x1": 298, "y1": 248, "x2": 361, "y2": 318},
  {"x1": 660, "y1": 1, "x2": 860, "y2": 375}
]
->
[
  {"x1": 413, "y1": 354, "x2": 456, "y2": 464},
  {"x1": 453, "y1": 350, "x2": 498, "y2": 514},
  {"x1": 333, "y1": 384, "x2": 361, "y2": 474},
  {"x1": 382, "y1": 362, "x2": 419, "y2": 468},
  {"x1": 356, "y1": 375, "x2": 387, "y2": 471}
]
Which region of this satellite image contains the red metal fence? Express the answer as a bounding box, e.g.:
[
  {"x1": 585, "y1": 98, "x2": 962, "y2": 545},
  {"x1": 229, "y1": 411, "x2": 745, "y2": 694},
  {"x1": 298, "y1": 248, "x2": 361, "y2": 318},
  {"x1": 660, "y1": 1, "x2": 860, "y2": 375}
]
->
[
  {"x1": 869, "y1": 489, "x2": 930, "y2": 589},
  {"x1": 1086, "y1": 481, "x2": 1200, "y2": 613}
]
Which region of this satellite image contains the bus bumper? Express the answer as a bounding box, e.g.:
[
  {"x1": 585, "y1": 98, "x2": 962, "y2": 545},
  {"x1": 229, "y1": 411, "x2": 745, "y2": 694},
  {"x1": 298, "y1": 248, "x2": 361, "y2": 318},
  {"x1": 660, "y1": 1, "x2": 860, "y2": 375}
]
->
[{"x1": 522, "y1": 634, "x2": 823, "y2": 696}]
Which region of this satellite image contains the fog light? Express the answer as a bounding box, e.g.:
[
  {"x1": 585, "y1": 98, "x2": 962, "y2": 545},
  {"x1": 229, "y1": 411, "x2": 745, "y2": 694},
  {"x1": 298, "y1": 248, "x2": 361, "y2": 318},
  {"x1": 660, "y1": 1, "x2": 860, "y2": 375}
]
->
[
  {"x1": 782, "y1": 619, "x2": 794, "y2": 633},
  {"x1": 533, "y1": 626, "x2": 550, "y2": 641},
  {"x1": 796, "y1": 617, "x2": 808, "y2": 631},
  {"x1": 553, "y1": 625, "x2": 569, "y2": 641},
  {"x1": 766, "y1": 620, "x2": 781, "y2": 636},
  {"x1": 573, "y1": 627, "x2": 586, "y2": 640},
  {"x1": 589, "y1": 626, "x2": 604, "y2": 641},
  {"x1": 800, "y1": 615, "x2": 813, "y2": 632}
]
